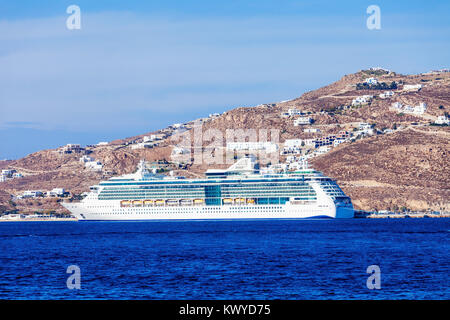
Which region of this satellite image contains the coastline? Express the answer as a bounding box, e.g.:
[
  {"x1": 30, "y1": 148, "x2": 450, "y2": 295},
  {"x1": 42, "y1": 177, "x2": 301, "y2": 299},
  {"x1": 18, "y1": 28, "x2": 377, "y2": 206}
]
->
[
  {"x1": 0, "y1": 217, "x2": 78, "y2": 222},
  {"x1": 1, "y1": 214, "x2": 450, "y2": 221},
  {"x1": 356, "y1": 211, "x2": 450, "y2": 219},
  {"x1": 366, "y1": 213, "x2": 450, "y2": 219}
]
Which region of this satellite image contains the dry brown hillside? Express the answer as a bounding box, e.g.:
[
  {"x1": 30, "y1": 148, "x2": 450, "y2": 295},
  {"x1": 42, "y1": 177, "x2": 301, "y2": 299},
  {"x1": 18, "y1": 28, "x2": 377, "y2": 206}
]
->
[{"x1": 311, "y1": 128, "x2": 449, "y2": 211}]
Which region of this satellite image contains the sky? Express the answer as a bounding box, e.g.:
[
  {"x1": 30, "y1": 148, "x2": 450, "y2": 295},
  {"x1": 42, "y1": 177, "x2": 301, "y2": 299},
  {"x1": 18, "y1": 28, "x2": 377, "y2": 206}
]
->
[{"x1": 0, "y1": 0, "x2": 449, "y2": 159}]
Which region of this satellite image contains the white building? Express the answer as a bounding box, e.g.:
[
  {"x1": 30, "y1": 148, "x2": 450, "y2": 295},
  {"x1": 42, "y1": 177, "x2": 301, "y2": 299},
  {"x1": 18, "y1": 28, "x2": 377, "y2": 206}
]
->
[
  {"x1": 357, "y1": 123, "x2": 374, "y2": 136},
  {"x1": 379, "y1": 91, "x2": 394, "y2": 99},
  {"x1": 47, "y1": 188, "x2": 65, "y2": 197},
  {"x1": 0, "y1": 214, "x2": 24, "y2": 220},
  {"x1": 2, "y1": 169, "x2": 15, "y2": 176},
  {"x1": 171, "y1": 123, "x2": 185, "y2": 129},
  {"x1": 435, "y1": 116, "x2": 449, "y2": 125},
  {"x1": 284, "y1": 139, "x2": 303, "y2": 148},
  {"x1": 396, "y1": 102, "x2": 427, "y2": 115},
  {"x1": 0, "y1": 169, "x2": 19, "y2": 182},
  {"x1": 403, "y1": 105, "x2": 414, "y2": 113},
  {"x1": 294, "y1": 117, "x2": 313, "y2": 126},
  {"x1": 172, "y1": 147, "x2": 190, "y2": 155},
  {"x1": 85, "y1": 161, "x2": 103, "y2": 172},
  {"x1": 365, "y1": 77, "x2": 378, "y2": 85},
  {"x1": 97, "y1": 142, "x2": 108, "y2": 146},
  {"x1": 143, "y1": 134, "x2": 164, "y2": 142},
  {"x1": 413, "y1": 102, "x2": 427, "y2": 115},
  {"x1": 23, "y1": 190, "x2": 44, "y2": 198},
  {"x1": 60, "y1": 144, "x2": 84, "y2": 154},
  {"x1": 352, "y1": 95, "x2": 373, "y2": 106},
  {"x1": 131, "y1": 142, "x2": 155, "y2": 150},
  {"x1": 288, "y1": 108, "x2": 303, "y2": 116},
  {"x1": 149, "y1": 135, "x2": 159, "y2": 141},
  {"x1": 303, "y1": 139, "x2": 316, "y2": 147},
  {"x1": 80, "y1": 155, "x2": 94, "y2": 163},
  {"x1": 334, "y1": 138, "x2": 346, "y2": 147}
]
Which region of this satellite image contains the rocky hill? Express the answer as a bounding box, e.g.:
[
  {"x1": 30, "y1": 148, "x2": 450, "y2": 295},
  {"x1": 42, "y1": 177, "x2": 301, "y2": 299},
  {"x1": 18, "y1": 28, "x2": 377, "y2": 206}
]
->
[{"x1": 1, "y1": 68, "x2": 449, "y2": 214}]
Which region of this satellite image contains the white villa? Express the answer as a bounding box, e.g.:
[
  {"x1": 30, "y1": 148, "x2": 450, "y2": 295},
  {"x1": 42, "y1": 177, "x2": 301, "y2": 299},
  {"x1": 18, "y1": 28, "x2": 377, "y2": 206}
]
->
[
  {"x1": 85, "y1": 160, "x2": 103, "y2": 172},
  {"x1": 333, "y1": 138, "x2": 346, "y2": 147},
  {"x1": 131, "y1": 142, "x2": 156, "y2": 150},
  {"x1": 392, "y1": 102, "x2": 427, "y2": 115},
  {"x1": 47, "y1": 188, "x2": 65, "y2": 197},
  {"x1": 282, "y1": 139, "x2": 304, "y2": 155},
  {"x1": 365, "y1": 77, "x2": 378, "y2": 85},
  {"x1": 435, "y1": 116, "x2": 449, "y2": 125},
  {"x1": 281, "y1": 108, "x2": 303, "y2": 117},
  {"x1": 379, "y1": 91, "x2": 394, "y2": 99},
  {"x1": 357, "y1": 123, "x2": 374, "y2": 136},
  {"x1": 352, "y1": 95, "x2": 373, "y2": 106},
  {"x1": 59, "y1": 144, "x2": 84, "y2": 154},
  {"x1": 293, "y1": 117, "x2": 313, "y2": 126},
  {"x1": 172, "y1": 147, "x2": 190, "y2": 155},
  {"x1": 287, "y1": 108, "x2": 303, "y2": 116},
  {"x1": 413, "y1": 102, "x2": 427, "y2": 114},
  {"x1": 22, "y1": 190, "x2": 44, "y2": 198},
  {"x1": 79, "y1": 155, "x2": 94, "y2": 163}
]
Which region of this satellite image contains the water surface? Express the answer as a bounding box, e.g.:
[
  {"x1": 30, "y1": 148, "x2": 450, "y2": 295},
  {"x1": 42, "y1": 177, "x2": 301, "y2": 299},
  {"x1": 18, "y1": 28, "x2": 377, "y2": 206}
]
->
[{"x1": 0, "y1": 219, "x2": 448, "y2": 299}]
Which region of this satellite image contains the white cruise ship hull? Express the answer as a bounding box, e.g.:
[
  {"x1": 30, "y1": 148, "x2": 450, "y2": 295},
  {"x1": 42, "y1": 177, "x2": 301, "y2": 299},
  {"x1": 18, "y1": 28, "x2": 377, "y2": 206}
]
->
[{"x1": 63, "y1": 201, "x2": 354, "y2": 220}]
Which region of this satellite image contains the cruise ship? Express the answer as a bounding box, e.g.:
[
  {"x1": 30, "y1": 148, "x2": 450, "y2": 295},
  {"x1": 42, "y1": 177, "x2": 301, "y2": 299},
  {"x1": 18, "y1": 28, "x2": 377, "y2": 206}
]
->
[{"x1": 62, "y1": 157, "x2": 354, "y2": 220}]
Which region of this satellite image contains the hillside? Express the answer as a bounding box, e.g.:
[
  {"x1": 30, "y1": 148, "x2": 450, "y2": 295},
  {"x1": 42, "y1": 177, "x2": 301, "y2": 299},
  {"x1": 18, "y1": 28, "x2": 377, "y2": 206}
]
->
[{"x1": 1, "y1": 68, "x2": 449, "y2": 214}]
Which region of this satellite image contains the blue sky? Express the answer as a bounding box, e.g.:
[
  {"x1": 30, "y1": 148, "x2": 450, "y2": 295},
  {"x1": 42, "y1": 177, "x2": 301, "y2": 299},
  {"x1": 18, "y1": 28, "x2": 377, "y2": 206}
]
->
[{"x1": 0, "y1": 0, "x2": 449, "y2": 159}]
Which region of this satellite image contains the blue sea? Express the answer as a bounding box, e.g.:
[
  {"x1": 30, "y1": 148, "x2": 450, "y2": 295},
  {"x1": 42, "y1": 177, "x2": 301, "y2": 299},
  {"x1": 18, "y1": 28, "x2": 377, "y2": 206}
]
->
[{"x1": 0, "y1": 219, "x2": 448, "y2": 300}]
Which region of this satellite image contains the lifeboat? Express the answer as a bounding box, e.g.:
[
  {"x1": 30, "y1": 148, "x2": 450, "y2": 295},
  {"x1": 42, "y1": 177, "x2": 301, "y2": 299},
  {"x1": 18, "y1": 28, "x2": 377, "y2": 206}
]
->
[
  {"x1": 246, "y1": 198, "x2": 255, "y2": 204},
  {"x1": 144, "y1": 200, "x2": 154, "y2": 207},
  {"x1": 155, "y1": 200, "x2": 165, "y2": 206},
  {"x1": 180, "y1": 199, "x2": 193, "y2": 206},
  {"x1": 235, "y1": 198, "x2": 246, "y2": 204},
  {"x1": 223, "y1": 198, "x2": 233, "y2": 205},
  {"x1": 166, "y1": 199, "x2": 179, "y2": 206},
  {"x1": 132, "y1": 200, "x2": 143, "y2": 207},
  {"x1": 193, "y1": 199, "x2": 204, "y2": 205},
  {"x1": 120, "y1": 200, "x2": 131, "y2": 207}
]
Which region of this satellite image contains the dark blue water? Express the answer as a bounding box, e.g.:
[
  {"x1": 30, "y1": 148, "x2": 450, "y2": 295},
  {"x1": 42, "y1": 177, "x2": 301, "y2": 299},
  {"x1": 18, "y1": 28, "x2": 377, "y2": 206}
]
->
[{"x1": 0, "y1": 219, "x2": 448, "y2": 299}]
